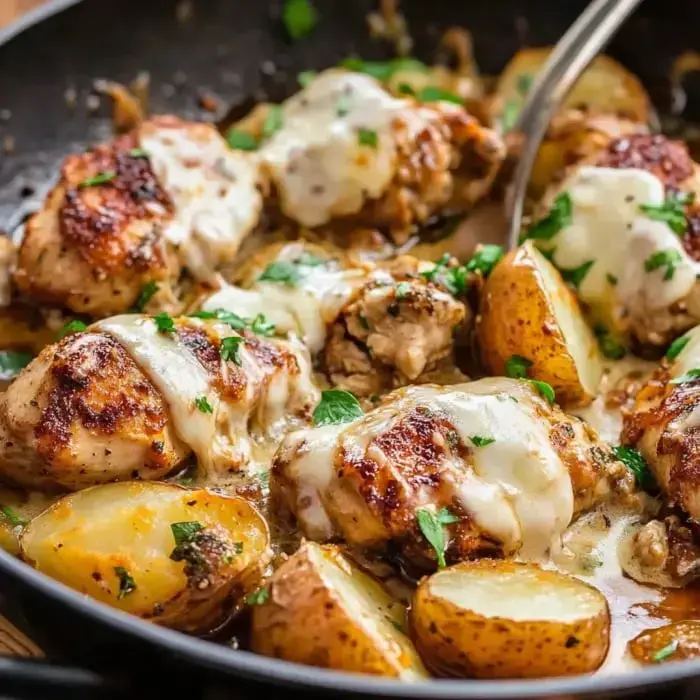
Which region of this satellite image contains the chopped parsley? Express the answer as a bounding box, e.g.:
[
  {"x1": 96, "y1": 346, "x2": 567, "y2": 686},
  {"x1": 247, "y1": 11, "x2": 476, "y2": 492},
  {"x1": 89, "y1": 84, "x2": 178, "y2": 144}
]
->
[
  {"x1": 170, "y1": 521, "x2": 204, "y2": 546},
  {"x1": 652, "y1": 640, "x2": 678, "y2": 663},
  {"x1": 0, "y1": 505, "x2": 28, "y2": 528},
  {"x1": 395, "y1": 281, "x2": 412, "y2": 300},
  {"x1": 195, "y1": 396, "x2": 214, "y2": 414},
  {"x1": 421, "y1": 253, "x2": 469, "y2": 295},
  {"x1": 128, "y1": 148, "x2": 149, "y2": 158},
  {"x1": 417, "y1": 86, "x2": 462, "y2": 104},
  {"x1": 258, "y1": 254, "x2": 325, "y2": 287},
  {"x1": 559, "y1": 260, "x2": 595, "y2": 290},
  {"x1": 189, "y1": 307, "x2": 246, "y2": 331},
  {"x1": 153, "y1": 312, "x2": 175, "y2": 334},
  {"x1": 358, "y1": 128, "x2": 378, "y2": 149},
  {"x1": 644, "y1": 249, "x2": 682, "y2": 281},
  {"x1": 594, "y1": 326, "x2": 626, "y2": 360},
  {"x1": 0, "y1": 351, "x2": 32, "y2": 380},
  {"x1": 666, "y1": 334, "x2": 691, "y2": 361},
  {"x1": 282, "y1": 0, "x2": 317, "y2": 40},
  {"x1": 340, "y1": 57, "x2": 428, "y2": 82},
  {"x1": 464, "y1": 244, "x2": 504, "y2": 278},
  {"x1": 397, "y1": 83, "x2": 416, "y2": 96},
  {"x1": 251, "y1": 314, "x2": 276, "y2": 336},
  {"x1": 606, "y1": 273, "x2": 618, "y2": 286},
  {"x1": 57, "y1": 320, "x2": 87, "y2": 339},
  {"x1": 114, "y1": 566, "x2": 137, "y2": 600},
  {"x1": 521, "y1": 192, "x2": 573, "y2": 242},
  {"x1": 313, "y1": 389, "x2": 363, "y2": 426},
  {"x1": 639, "y1": 191, "x2": 694, "y2": 236},
  {"x1": 131, "y1": 281, "x2": 159, "y2": 313},
  {"x1": 529, "y1": 380, "x2": 556, "y2": 405},
  {"x1": 358, "y1": 313, "x2": 369, "y2": 330},
  {"x1": 671, "y1": 367, "x2": 700, "y2": 385},
  {"x1": 336, "y1": 92, "x2": 352, "y2": 117},
  {"x1": 226, "y1": 129, "x2": 258, "y2": 151},
  {"x1": 297, "y1": 70, "x2": 318, "y2": 88},
  {"x1": 262, "y1": 105, "x2": 284, "y2": 139},
  {"x1": 470, "y1": 436, "x2": 495, "y2": 447},
  {"x1": 246, "y1": 588, "x2": 270, "y2": 606},
  {"x1": 220, "y1": 336, "x2": 244, "y2": 365},
  {"x1": 612, "y1": 446, "x2": 655, "y2": 491},
  {"x1": 416, "y1": 506, "x2": 460, "y2": 569},
  {"x1": 505, "y1": 355, "x2": 532, "y2": 379},
  {"x1": 78, "y1": 171, "x2": 116, "y2": 189}
]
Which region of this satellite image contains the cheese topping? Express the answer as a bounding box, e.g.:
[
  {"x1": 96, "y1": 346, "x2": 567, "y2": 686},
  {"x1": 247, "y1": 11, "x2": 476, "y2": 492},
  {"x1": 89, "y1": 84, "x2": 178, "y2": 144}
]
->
[
  {"x1": 260, "y1": 69, "x2": 415, "y2": 227},
  {"x1": 140, "y1": 122, "x2": 263, "y2": 281},
  {"x1": 543, "y1": 166, "x2": 699, "y2": 326}
]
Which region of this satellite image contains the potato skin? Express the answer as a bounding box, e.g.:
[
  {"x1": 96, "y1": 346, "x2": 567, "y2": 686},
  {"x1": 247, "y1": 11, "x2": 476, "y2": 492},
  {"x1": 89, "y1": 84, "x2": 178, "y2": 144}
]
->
[
  {"x1": 20, "y1": 482, "x2": 271, "y2": 633},
  {"x1": 629, "y1": 621, "x2": 700, "y2": 665},
  {"x1": 251, "y1": 542, "x2": 428, "y2": 679},
  {"x1": 477, "y1": 242, "x2": 601, "y2": 408},
  {"x1": 409, "y1": 560, "x2": 610, "y2": 679}
]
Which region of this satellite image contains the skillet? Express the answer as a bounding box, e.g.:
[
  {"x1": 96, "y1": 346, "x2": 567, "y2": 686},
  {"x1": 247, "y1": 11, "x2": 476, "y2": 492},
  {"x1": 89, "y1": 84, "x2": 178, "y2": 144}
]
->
[{"x1": 3, "y1": 0, "x2": 700, "y2": 697}]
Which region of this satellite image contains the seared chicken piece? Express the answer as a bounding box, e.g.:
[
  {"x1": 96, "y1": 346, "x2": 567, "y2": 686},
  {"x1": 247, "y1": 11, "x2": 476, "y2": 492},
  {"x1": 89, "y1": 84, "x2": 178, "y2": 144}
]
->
[
  {"x1": 201, "y1": 242, "x2": 470, "y2": 397},
  {"x1": 273, "y1": 378, "x2": 634, "y2": 570},
  {"x1": 15, "y1": 116, "x2": 264, "y2": 317},
  {"x1": 259, "y1": 70, "x2": 505, "y2": 244},
  {"x1": 0, "y1": 315, "x2": 317, "y2": 491},
  {"x1": 531, "y1": 129, "x2": 700, "y2": 345}
]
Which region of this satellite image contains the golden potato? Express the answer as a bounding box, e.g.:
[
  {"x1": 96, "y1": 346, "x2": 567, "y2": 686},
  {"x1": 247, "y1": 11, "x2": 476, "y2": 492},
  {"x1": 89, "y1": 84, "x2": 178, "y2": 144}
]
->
[
  {"x1": 629, "y1": 621, "x2": 700, "y2": 665},
  {"x1": 251, "y1": 542, "x2": 428, "y2": 679},
  {"x1": 21, "y1": 482, "x2": 271, "y2": 633},
  {"x1": 477, "y1": 241, "x2": 602, "y2": 408},
  {"x1": 410, "y1": 560, "x2": 610, "y2": 679}
]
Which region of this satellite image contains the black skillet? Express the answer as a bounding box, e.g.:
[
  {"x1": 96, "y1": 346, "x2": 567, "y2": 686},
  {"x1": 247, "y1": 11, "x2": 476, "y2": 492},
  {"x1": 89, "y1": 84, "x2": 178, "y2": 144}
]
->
[{"x1": 2, "y1": 0, "x2": 700, "y2": 698}]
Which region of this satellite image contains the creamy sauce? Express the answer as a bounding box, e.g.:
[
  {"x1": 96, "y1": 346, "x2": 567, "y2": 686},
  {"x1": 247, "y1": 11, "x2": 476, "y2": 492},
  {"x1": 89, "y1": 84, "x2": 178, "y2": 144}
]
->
[
  {"x1": 542, "y1": 167, "x2": 699, "y2": 328},
  {"x1": 670, "y1": 325, "x2": 700, "y2": 377},
  {"x1": 261, "y1": 69, "x2": 423, "y2": 227},
  {"x1": 140, "y1": 121, "x2": 263, "y2": 281}
]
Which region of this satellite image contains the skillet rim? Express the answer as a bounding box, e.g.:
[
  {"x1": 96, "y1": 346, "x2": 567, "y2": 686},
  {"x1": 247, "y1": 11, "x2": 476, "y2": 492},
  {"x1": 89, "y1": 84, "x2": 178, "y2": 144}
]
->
[{"x1": 0, "y1": 0, "x2": 700, "y2": 696}]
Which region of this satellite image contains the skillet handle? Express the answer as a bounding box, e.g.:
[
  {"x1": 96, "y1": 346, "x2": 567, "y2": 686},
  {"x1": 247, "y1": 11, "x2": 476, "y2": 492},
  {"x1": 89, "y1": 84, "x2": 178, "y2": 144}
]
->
[{"x1": 0, "y1": 656, "x2": 121, "y2": 700}]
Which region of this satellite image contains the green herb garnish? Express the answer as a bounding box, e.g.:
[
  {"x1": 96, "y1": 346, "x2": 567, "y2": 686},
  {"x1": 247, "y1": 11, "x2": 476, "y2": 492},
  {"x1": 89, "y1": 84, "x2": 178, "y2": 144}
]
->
[
  {"x1": 78, "y1": 171, "x2": 116, "y2": 189},
  {"x1": 262, "y1": 105, "x2": 284, "y2": 139},
  {"x1": 530, "y1": 380, "x2": 556, "y2": 405},
  {"x1": 153, "y1": 312, "x2": 175, "y2": 334},
  {"x1": 114, "y1": 566, "x2": 136, "y2": 600},
  {"x1": 131, "y1": 281, "x2": 159, "y2": 313},
  {"x1": 595, "y1": 326, "x2": 626, "y2": 360},
  {"x1": 170, "y1": 521, "x2": 204, "y2": 546},
  {"x1": 226, "y1": 130, "x2": 258, "y2": 151},
  {"x1": 340, "y1": 57, "x2": 428, "y2": 82},
  {"x1": 0, "y1": 505, "x2": 28, "y2": 528},
  {"x1": 521, "y1": 192, "x2": 572, "y2": 242},
  {"x1": 644, "y1": 249, "x2": 682, "y2": 281},
  {"x1": 313, "y1": 389, "x2": 363, "y2": 426},
  {"x1": 416, "y1": 507, "x2": 460, "y2": 568},
  {"x1": 0, "y1": 351, "x2": 32, "y2": 379},
  {"x1": 666, "y1": 335, "x2": 691, "y2": 361},
  {"x1": 606, "y1": 273, "x2": 618, "y2": 286},
  {"x1": 282, "y1": 0, "x2": 317, "y2": 40},
  {"x1": 395, "y1": 281, "x2": 412, "y2": 300},
  {"x1": 128, "y1": 148, "x2": 149, "y2": 158},
  {"x1": 559, "y1": 260, "x2": 595, "y2": 290},
  {"x1": 336, "y1": 93, "x2": 352, "y2": 117},
  {"x1": 358, "y1": 128, "x2": 378, "y2": 149},
  {"x1": 417, "y1": 86, "x2": 462, "y2": 104},
  {"x1": 251, "y1": 314, "x2": 276, "y2": 337},
  {"x1": 195, "y1": 396, "x2": 214, "y2": 414},
  {"x1": 652, "y1": 640, "x2": 678, "y2": 663},
  {"x1": 671, "y1": 368, "x2": 700, "y2": 384},
  {"x1": 246, "y1": 588, "x2": 270, "y2": 606},
  {"x1": 258, "y1": 254, "x2": 324, "y2": 287},
  {"x1": 640, "y1": 191, "x2": 694, "y2": 236},
  {"x1": 505, "y1": 355, "x2": 532, "y2": 379},
  {"x1": 220, "y1": 336, "x2": 244, "y2": 365},
  {"x1": 297, "y1": 70, "x2": 318, "y2": 88},
  {"x1": 58, "y1": 320, "x2": 87, "y2": 339},
  {"x1": 470, "y1": 436, "x2": 495, "y2": 448},
  {"x1": 612, "y1": 446, "x2": 655, "y2": 491},
  {"x1": 464, "y1": 244, "x2": 504, "y2": 277}
]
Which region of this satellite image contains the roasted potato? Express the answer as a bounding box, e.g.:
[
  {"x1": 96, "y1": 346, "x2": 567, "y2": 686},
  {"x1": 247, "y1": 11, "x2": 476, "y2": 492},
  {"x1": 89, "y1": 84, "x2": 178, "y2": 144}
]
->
[
  {"x1": 251, "y1": 542, "x2": 428, "y2": 679},
  {"x1": 410, "y1": 560, "x2": 610, "y2": 679},
  {"x1": 21, "y1": 482, "x2": 271, "y2": 633},
  {"x1": 477, "y1": 241, "x2": 603, "y2": 408},
  {"x1": 628, "y1": 621, "x2": 700, "y2": 665}
]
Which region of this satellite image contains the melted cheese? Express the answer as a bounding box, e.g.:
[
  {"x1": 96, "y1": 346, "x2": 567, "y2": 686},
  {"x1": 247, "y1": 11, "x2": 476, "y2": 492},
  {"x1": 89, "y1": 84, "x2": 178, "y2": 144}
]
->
[
  {"x1": 670, "y1": 324, "x2": 700, "y2": 378},
  {"x1": 140, "y1": 122, "x2": 262, "y2": 281},
  {"x1": 260, "y1": 69, "x2": 419, "y2": 227},
  {"x1": 280, "y1": 378, "x2": 574, "y2": 559},
  {"x1": 543, "y1": 166, "x2": 699, "y2": 326}
]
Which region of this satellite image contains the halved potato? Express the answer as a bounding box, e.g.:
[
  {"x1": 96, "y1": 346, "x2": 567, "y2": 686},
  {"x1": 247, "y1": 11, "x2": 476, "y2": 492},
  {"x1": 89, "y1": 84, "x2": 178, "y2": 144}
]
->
[
  {"x1": 629, "y1": 621, "x2": 700, "y2": 665},
  {"x1": 477, "y1": 241, "x2": 603, "y2": 408},
  {"x1": 410, "y1": 560, "x2": 610, "y2": 679},
  {"x1": 251, "y1": 542, "x2": 428, "y2": 679},
  {"x1": 21, "y1": 481, "x2": 271, "y2": 633}
]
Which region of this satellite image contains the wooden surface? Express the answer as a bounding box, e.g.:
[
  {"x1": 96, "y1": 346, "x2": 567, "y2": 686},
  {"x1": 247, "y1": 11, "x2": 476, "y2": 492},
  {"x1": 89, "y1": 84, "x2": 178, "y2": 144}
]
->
[{"x1": 0, "y1": 0, "x2": 51, "y2": 29}]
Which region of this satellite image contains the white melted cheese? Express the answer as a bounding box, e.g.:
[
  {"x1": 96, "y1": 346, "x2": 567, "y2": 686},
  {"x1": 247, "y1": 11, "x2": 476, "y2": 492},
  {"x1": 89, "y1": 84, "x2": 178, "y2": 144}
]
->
[
  {"x1": 260, "y1": 69, "x2": 417, "y2": 227},
  {"x1": 140, "y1": 121, "x2": 263, "y2": 281},
  {"x1": 544, "y1": 166, "x2": 699, "y2": 326}
]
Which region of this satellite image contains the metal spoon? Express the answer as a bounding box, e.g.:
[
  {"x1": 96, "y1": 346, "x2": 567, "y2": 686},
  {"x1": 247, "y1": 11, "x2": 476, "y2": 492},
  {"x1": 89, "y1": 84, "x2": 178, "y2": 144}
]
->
[{"x1": 506, "y1": 0, "x2": 645, "y2": 249}]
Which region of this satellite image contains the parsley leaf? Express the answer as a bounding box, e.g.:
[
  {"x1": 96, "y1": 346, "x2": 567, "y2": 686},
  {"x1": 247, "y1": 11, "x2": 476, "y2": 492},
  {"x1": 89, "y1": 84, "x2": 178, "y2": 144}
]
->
[
  {"x1": 639, "y1": 191, "x2": 694, "y2": 236},
  {"x1": 0, "y1": 505, "x2": 28, "y2": 528},
  {"x1": 170, "y1": 521, "x2": 203, "y2": 546},
  {"x1": 612, "y1": 446, "x2": 655, "y2": 491},
  {"x1": 131, "y1": 281, "x2": 159, "y2": 313},
  {"x1": 78, "y1": 171, "x2": 116, "y2": 189},
  {"x1": 313, "y1": 389, "x2": 363, "y2": 426},
  {"x1": 282, "y1": 0, "x2": 317, "y2": 40},
  {"x1": 226, "y1": 130, "x2": 258, "y2": 151},
  {"x1": 0, "y1": 351, "x2": 32, "y2": 379},
  {"x1": 416, "y1": 507, "x2": 460, "y2": 568},
  {"x1": 417, "y1": 86, "x2": 462, "y2": 104},
  {"x1": 220, "y1": 336, "x2": 244, "y2": 365},
  {"x1": 336, "y1": 92, "x2": 352, "y2": 117},
  {"x1": 559, "y1": 260, "x2": 595, "y2": 290},
  {"x1": 644, "y1": 249, "x2": 683, "y2": 281},
  {"x1": 114, "y1": 566, "x2": 136, "y2": 600},
  {"x1": 667, "y1": 335, "x2": 691, "y2": 361},
  {"x1": 505, "y1": 355, "x2": 532, "y2": 379},
  {"x1": 340, "y1": 57, "x2": 428, "y2": 82},
  {"x1": 297, "y1": 70, "x2": 318, "y2": 88},
  {"x1": 195, "y1": 396, "x2": 214, "y2": 414},
  {"x1": 521, "y1": 192, "x2": 573, "y2": 242},
  {"x1": 128, "y1": 148, "x2": 149, "y2": 158},
  {"x1": 190, "y1": 308, "x2": 246, "y2": 330},
  {"x1": 421, "y1": 253, "x2": 469, "y2": 295},
  {"x1": 652, "y1": 640, "x2": 678, "y2": 663},
  {"x1": 258, "y1": 254, "x2": 324, "y2": 287},
  {"x1": 153, "y1": 312, "x2": 175, "y2": 334},
  {"x1": 262, "y1": 105, "x2": 284, "y2": 139},
  {"x1": 358, "y1": 128, "x2": 378, "y2": 149},
  {"x1": 465, "y1": 244, "x2": 504, "y2": 277},
  {"x1": 606, "y1": 273, "x2": 618, "y2": 286},
  {"x1": 530, "y1": 380, "x2": 556, "y2": 405},
  {"x1": 251, "y1": 314, "x2": 276, "y2": 336},
  {"x1": 671, "y1": 367, "x2": 700, "y2": 385},
  {"x1": 395, "y1": 281, "x2": 412, "y2": 300},
  {"x1": 470, "y1": 435, "x2": 495, "y2": 447},
  {"x1": 595, "y1": 326, "x2": 626, "y2": 360},
  {"x1": 57, "y1": 320, "x2": 87, "y2": 339},
  {"x1": 246, "y1": 588, "x2": 270, "y2": 606},
  {"x1": 397, "y1": 83, "x2": 416, "y2": 96}
]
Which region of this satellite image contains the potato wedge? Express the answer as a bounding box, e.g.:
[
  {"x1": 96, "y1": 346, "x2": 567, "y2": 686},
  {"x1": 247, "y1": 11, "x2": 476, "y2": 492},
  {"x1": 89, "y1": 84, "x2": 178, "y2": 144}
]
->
[
  {"x1": 21, "y1": 481, "x2": 271, "y2": 633},
  {"x1": 410, "y1": 560, "x2": 610, "y2": 678},
  {"x1": 251, "y1": 542, "x2": 428, "y2": 679},
  {"x1": 477, "y1": 241, "x2": 603, "y2": 408},
  {"x1": 629, "y1": 621, "x2": 700, "y2": 665}
]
